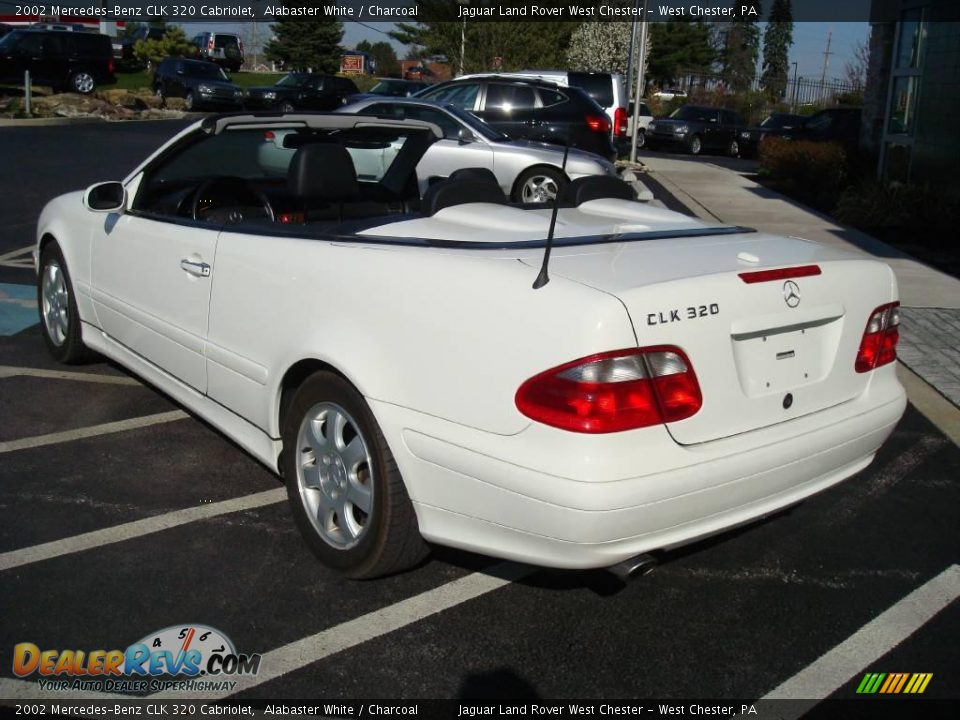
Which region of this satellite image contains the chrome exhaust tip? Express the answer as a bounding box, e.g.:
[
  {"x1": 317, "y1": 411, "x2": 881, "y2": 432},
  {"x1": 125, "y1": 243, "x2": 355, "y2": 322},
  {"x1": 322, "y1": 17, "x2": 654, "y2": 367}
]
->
[{"x1": 608, "y1": 553, "x2": 658, "y2": 582}]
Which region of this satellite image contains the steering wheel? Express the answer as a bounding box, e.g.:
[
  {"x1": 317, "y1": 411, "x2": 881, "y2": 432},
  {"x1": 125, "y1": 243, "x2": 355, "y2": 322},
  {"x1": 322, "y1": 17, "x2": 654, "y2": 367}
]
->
[{"x1": 191, "y1": 176, "x2": 275, "y2": 224}]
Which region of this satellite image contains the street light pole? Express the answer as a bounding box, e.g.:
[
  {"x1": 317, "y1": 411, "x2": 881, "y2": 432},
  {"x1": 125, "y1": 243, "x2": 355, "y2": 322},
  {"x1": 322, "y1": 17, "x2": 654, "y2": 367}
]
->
[
  {"x1": 791, "y1": 61, "x2": 799, "y2": 112},
  {"x1": 629, "y1": 0, "x2": 649, "y2": 163},
  {"x1": 624, "y1": 0, "x2": 641, "y2": 101}
]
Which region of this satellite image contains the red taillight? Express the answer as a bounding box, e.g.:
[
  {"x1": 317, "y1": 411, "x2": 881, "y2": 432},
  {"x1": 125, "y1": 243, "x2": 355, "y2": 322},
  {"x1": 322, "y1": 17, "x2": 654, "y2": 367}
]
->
[
  {"x1": 738, "y1": 265, "x2": 822, "y2": 283},
  {"x1": 209, "y1": 38, "x2": 215, "y2": 50},
  {"x1": 239, "y1": 41, "x2": 244, "y2": 53},
  {"x1": 614, "y1": 107, "x2": 627, "y2": 137},
  {"x1": 515, "y1": 346, "x2": 702, "y2": 433},
  {"x1": 263, "y1": 130, "x2": 275, "y2": 141},
  {"x1": 856, "y1": 302, "x2": 900, "y2": 373},
  {"x1": 585, "y1": 114, "x2": 611, "y2": 134},
  {"x1": 107, "y1": 58, "x2": 114, "y2": 75}
]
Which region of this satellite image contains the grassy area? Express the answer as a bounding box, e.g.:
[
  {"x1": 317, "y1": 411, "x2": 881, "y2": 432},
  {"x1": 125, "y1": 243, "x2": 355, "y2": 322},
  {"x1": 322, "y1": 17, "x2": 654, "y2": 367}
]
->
[{"x1": 112, "y1": 69, "x2": 284, "y2": 92}]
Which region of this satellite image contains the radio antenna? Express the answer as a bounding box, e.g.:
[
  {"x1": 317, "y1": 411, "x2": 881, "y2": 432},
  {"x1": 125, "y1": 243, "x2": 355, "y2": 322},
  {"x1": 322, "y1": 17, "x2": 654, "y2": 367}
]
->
[{"x1": 532, "y1": 144, "x2": 570, "y2": 290}]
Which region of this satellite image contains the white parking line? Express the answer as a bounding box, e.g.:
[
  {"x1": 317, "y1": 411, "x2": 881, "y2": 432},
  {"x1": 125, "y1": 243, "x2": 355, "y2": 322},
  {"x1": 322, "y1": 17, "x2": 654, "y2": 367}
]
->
[
  {"x1": 0, "y1": 365, "x2": 143, "y2": 386},
  {"x1": 762, "y1": 563, "x2": 960, "y2": 712},
  {"x1": 0, "y1": 410, "x2": 188, "y2": 454},
  {"x1": 0, "y1": 488, "x2": 286, "y2": 572},
  {"x1": 0, "y1": 245, "x2": 34, "y2": 269},
  {"x1": 152, "y1": 561, "x2": 535, "y2": 699}
]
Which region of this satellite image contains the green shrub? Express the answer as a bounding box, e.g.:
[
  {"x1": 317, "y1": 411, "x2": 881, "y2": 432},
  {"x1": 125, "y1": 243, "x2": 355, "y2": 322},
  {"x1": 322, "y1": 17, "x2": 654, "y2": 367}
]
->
[
  {"x1": 835, "y1": 180, "x2": 960, "y2": 232},
  {"x1": 134, "y1": 27, "x2": 196, "y2": 67},
  {"x1": 759, "y1": 137, "x2": 848, "y2": 209}
]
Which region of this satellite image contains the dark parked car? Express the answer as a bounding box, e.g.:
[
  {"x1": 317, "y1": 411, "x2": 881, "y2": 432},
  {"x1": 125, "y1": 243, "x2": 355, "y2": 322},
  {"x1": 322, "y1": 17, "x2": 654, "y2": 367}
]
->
[
  {"x1": 0, "y1": 24, "x2": 12, "y2": 40},
  {"x1": 0, "y1": 29, "x2": 114, "y2": 94},
  {"x1": 153, "y1": 58, "x2": 244, "y2": 111},
  {"x1": 769, "y1": 108, "x2": 863, "y2": 152},
  {"x1": 112, "y1": 25, "x2": 167, "y2": 63},
  {"x1": 646, "y1": 105, "x2": 746, "y2": 156},
  {"x1": 416, "y1": 76, "x2": 615, "y2": 160},
  {"x1": 245, "y1": 73, "x2": 359, "y2": 112},
  {"x1": 191, "y1": 32, "x2": 244, "y2": 72},
  {"x1": 738, "y1": 113, "x2": 806, "y2": 158}
]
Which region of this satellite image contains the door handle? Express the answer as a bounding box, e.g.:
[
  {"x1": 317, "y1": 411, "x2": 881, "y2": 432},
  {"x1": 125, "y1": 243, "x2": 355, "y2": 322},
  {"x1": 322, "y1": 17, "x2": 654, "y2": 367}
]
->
[{"x1": 180, "y1": 259, "x2": 211, "y2": 277}]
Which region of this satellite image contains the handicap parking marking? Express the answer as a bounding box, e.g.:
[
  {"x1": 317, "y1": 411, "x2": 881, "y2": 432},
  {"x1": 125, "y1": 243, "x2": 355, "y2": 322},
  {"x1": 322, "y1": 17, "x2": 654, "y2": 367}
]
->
[{"x1": 0, "y1": 282, "x2": 37, "y2": 336}]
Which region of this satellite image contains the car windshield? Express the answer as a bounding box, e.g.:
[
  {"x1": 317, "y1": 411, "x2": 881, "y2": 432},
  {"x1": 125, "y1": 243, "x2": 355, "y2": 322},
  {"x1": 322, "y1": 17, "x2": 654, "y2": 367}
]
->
[
  {"x1": 0, "y1": 30, "x2": 22, "y2": 51},
  {"x1": 185, "y1": 62, "x2": 229, "y2": 80},
  {"x1": 370, "y1": 80, "x2": 409, "y2": 96},
  {"x1": 276, "y1": 73, "x2": 308, "y2": 88},
  {"x1": 761, "y1": 114, "x2": 802, "y2": 129},
  {"x1": 446, "y1": 106, "x2": 508, "y2": 142},
  {"x1": 670, "y1": 106, "x2": 716, "y2": 122}
]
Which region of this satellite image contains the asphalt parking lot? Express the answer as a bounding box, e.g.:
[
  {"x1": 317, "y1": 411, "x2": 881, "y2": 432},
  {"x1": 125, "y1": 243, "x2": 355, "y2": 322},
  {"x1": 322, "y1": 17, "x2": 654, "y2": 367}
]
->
[{"x1": 1, "y1": 122, "x2": 958, "y2": 707}]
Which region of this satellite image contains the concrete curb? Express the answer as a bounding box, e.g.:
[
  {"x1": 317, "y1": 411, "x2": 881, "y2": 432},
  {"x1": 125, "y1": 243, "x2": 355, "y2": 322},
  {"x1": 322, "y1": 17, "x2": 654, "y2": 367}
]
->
[{"x1": 0, "y1": 113, "x2": 203, "y2": 127}]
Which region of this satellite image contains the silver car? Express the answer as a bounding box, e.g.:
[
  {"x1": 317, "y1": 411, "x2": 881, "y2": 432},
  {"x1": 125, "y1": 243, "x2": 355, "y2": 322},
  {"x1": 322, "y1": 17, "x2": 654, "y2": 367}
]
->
[{"x1": 336, "y1": 98, "x2": 621, "y2": 203}]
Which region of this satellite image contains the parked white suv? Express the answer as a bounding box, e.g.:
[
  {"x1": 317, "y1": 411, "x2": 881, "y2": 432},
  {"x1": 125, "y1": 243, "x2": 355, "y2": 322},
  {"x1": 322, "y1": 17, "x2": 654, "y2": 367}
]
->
[
  {"x1": 628, "y1": 100, "x2": 655, "y2": 148},
  {"x1": 458, "y1": 70, "x2": 628, "y2": 151}
]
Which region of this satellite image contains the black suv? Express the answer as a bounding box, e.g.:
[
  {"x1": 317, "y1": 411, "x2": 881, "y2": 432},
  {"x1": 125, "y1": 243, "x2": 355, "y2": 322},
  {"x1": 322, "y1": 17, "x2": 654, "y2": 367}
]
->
[
  {"x1": 0, "y1": 29, "x2": 114, "y2": 94},
  {"x1": 769, "y1": 108, "x2": 863, "y2": 152},
  {"x1": 245, "y1": 73, "x2": 359, "y2": 112},
  {"x1": 647, "y1": 105, "x2": 746, "y2": 156},
  {"x1": 416, "y1": 76, "x2": 615, "y2": 160},
  {"x1": 153, "y1": 58, "x2": 244, "y2": 111}
]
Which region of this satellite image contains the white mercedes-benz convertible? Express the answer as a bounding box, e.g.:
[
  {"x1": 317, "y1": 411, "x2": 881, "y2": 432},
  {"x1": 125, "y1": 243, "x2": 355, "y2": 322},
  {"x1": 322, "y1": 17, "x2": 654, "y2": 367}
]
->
[{"x1": 36, "y1": 114, "x2": 906, "y2": 578}]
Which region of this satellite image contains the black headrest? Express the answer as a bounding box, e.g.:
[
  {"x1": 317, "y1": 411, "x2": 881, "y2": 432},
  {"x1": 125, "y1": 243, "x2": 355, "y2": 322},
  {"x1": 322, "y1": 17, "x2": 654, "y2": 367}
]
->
[
  {"x1": 287, "y1": 143, "x2": 359, "y2": 201},
  {"x1": 560, "y1": 175, "x2": 635, "y2": 206},
  {"x1": 449, "y1": 167, "x2": 500, "y2": 186},
  {"x1": 421, "y1": 178, "x2": 507, "y2": 216}
]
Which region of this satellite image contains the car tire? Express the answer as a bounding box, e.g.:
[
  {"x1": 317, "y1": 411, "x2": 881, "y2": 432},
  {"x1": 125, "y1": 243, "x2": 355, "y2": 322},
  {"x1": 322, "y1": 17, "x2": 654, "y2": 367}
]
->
[
  {"x1": 38, "y1": 243, "x2": 95, "y2": 364},
  {"x1": 279, "y1": 101, "x2": 295, "y2": 113},
  {"x1": 70, "y1": 71, "x2": 95, "y2": 94},
  {"x1": 281, "y1": 371, "x2": 428, "y2": 579},
  {"x1": 513, "y1": 166, "x2": 566, "y2": 204},
  {"x1": 184, "y1": 91, "x2": 195, "y2": 111},
  {"x1": 728, "y1": 138, "x2": 740, "y2": 157},
  {"x1": 636, "y1": 129, "x2": 646, "y2": 149},
  {"x1": 688, "y1": 134, "x2": 702, "y2": 155}
]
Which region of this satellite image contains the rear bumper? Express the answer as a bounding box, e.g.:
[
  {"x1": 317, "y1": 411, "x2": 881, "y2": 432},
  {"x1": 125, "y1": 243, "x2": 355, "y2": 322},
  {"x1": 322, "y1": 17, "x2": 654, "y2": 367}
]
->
[{"x1": 371, "y1": 370, "x2": 906, "y2": 569}]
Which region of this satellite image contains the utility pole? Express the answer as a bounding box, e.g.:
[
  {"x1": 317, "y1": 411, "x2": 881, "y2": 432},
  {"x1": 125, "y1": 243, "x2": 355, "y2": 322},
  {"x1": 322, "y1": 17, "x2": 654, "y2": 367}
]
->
[
  {"x1": 820, "y1": 30, "x2": 833, "y2": 95},
  {"x1": 624, "y1": 0, "x2": 641, "y2": 101},
  {"x1": 629, "y1": 0, "x2": 649, "y2": 164}
]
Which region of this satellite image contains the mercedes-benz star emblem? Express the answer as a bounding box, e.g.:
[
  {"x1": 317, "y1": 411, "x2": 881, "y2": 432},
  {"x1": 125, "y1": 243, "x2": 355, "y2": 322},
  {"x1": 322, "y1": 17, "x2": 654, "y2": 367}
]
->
[{"x1": 783, "y1": 280, "x2": 801, "y2": 308}]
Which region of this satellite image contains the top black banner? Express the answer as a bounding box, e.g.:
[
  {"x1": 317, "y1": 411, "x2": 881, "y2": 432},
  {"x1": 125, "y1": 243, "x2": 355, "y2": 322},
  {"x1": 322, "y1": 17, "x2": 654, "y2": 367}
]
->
[{"x1": 4, "y1": 0, "x2": 960, "y2": 24}]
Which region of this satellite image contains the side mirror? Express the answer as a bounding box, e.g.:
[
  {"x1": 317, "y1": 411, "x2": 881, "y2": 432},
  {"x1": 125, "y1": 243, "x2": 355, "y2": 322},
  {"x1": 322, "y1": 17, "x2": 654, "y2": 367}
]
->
[
  {"x1": 83, "y1": 181, "x2": 126, "y2": 213},
  {"x1": 458, "y1": 128, "x2": 476, "y2": 144}
]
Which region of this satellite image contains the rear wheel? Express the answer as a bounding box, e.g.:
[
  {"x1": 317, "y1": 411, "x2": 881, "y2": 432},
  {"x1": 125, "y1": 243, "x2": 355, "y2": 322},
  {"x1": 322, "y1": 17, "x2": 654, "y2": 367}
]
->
[
  {"x1": 513, "y1": 166, "x2": 565, "y2": 204},
  {"x1": 636, "y1": 129, "x2": 646, "y2": 149},
  {"x1": 281, "y1": 371, "x2": 427, "y2": 579},
  {"x1": 688, "y1": 134, "x2": 702, "y2": 155},
  {"x1": 38, "y1": 243, "x2": 94, "y2": 364}
]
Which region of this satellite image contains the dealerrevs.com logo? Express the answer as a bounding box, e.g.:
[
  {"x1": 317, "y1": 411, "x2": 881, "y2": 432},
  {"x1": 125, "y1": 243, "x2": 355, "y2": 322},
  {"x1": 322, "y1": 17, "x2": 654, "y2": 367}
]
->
[{"x1": 13, "y1": 624, "x2": 261, "y2": 693}]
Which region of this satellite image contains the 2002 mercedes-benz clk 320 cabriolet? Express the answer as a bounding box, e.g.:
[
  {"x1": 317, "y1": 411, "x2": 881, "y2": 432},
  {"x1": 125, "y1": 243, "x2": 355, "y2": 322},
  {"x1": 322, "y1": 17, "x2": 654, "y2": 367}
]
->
[{"x1": 36, "y1": 114, "x2": 907, "y2": 578}]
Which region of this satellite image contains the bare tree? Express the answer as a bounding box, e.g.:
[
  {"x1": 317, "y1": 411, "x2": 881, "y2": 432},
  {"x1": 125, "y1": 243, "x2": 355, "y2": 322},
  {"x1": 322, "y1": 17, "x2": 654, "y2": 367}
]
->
[{"x1": 844, "y1": 39, "x2": 869, "y2": 90}]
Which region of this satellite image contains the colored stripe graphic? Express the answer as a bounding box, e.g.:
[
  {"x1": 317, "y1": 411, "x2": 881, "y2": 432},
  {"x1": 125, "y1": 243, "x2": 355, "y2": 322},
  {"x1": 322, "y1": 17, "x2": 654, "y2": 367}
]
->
[{"x1": 857, "y1": 672, "x2": 932, "y2": 694}]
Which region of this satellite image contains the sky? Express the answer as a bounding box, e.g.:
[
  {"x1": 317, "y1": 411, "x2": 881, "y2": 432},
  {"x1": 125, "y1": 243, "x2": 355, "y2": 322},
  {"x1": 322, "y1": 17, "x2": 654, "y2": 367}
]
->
[{"x1": 252, "y1": 19, "x2": 871, "y2": 83}]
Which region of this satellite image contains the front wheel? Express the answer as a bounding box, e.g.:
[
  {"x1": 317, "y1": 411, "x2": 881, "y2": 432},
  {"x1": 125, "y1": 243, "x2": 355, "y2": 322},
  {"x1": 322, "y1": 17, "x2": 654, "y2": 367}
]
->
[
  {"x1": 688, "y1": 134, "x2": 702, "y2": 155},
  {"x1": 281, "y1": 372, "x2": 427, "y2": 579},
  {"x1": 70, "y1": 71, "x2": 95, "y2": 94},
  {"x1": 513, "y1": 166, "x2": 566, "y2": 204},
  {"x1": 38, "y1": 243, "x2": 94, "y2": 364},
  {"x1": 728, "y1": 138, "x2": 740, "y2": 157},
  {"x1": 635, "y1": 129, "x2": 646, "y2": 149},
  {"x1": 279, "y1": 101, "x2": 295, "y2": 113},
  {"x1": 184, "y1": 91, "x2": 195, "y2": 111}
]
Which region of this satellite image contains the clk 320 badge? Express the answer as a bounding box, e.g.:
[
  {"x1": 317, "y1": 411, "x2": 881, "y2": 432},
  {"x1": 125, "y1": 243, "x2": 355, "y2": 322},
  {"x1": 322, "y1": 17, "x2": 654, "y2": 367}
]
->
[{"x1": 647, "y1": 304, "x2": 720, "y2": 325}]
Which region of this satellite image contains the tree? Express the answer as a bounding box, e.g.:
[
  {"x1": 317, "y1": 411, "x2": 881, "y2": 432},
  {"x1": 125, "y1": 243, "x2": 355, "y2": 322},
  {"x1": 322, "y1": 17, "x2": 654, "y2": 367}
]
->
[
  {"x1": 265, "y1": 9, "x2": 344, "y2": 73},
  {"x1": 120, "y1": 21, "x2": 143, "y2": 40},
  {"x1": 134, "y1": 26, "x2": 194, "y2": 68},
  {"x1": 721, "y1": 1, "x2": 762, "y2": 91},
  {"x1": 844, "y1": 38, "x2": 869, "y2": 90},
  {"x1": 357, "y1": 40, "x2": 400, "y2": 77},
  {"x1": 761, "y1": 0, "x2": 794, "y2": 99},
  {"x1": 390, "y1": 1, "x2": 577, "y2": 74},
  {"x1": 647, "y1": 20, "x2": 716, "y2": 88},
  {"x1": 567, "y1": 22, "x2": 632, "y2": 75}
]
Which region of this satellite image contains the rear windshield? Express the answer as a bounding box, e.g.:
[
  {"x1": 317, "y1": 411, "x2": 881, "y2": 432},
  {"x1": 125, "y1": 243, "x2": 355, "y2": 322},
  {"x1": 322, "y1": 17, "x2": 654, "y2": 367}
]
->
[
  {"x1": 214, "y1": 35, "x2": 240, "y2": 48},
  {"x1": 569, "y1": 71, "x2": 613, "y2": 109}
]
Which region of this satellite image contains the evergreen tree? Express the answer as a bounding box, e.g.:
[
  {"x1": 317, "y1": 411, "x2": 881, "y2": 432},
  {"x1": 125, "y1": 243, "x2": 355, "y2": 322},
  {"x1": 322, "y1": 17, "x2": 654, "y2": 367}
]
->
[
  {"x1": 266, "y1": 7, "x2": 344, "y2": 73},
  {"x1": 357, "y1": 40, "x2": 401, "y2": 77},
  {"x1": 721, "y1": 1, "x2": 762, "y2": 91},
  {"x1": 647, "y1": 20, "x2": 716, "y2": 88},
  {"x1": 761, "y1": 0, "x2": 794, "y2": 98},
  {"x1": 390, "y1": 1, "x2": 577, "y2": 73}
]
